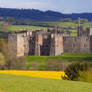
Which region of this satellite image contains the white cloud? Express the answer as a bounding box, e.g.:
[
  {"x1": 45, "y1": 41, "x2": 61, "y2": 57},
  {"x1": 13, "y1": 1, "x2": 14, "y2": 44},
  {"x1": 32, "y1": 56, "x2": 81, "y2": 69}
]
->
[{"x1": 0, "y1": 0, "x2": 53, "y2": 10}]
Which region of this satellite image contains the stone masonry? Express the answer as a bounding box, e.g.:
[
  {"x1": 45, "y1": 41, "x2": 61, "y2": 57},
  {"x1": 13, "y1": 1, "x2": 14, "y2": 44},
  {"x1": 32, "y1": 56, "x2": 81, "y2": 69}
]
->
[{"x1": 7, "y1": 26, "x2": 92, "y2": 57}]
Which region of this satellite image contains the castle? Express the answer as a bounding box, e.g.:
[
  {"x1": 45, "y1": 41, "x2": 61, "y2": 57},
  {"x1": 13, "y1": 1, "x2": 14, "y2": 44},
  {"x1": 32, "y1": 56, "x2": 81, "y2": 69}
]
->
[{"x1": 7, "y1": 26, "x2": 92, "y2": 57}]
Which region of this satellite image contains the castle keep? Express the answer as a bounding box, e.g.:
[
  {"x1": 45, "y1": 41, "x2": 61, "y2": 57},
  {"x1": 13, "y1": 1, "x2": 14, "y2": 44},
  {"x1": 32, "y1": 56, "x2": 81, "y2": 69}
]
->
[{"x1": 7, "y1": 27, "x2": 92, "y2": 57}]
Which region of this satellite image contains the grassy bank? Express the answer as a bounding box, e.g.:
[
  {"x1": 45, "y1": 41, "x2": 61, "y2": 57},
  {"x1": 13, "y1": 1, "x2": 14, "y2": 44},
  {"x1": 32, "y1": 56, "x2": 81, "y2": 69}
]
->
[
  {"x1": 26, "y1": 53, "x2": 92, "y2": 70},
  {"x1": 0, "y1": 74, "x2": 92, "y2": 92},
  {"x1": 61, "y1": 53, "x2": 92, "y2": 61}
]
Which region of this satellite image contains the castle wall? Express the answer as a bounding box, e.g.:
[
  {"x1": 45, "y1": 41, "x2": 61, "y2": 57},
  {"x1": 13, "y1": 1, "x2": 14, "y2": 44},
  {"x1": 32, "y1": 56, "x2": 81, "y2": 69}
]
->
[
  {"x1": 8, "y1": 34, "x2": 17, "y2": 57},
  {"x1": 77, "y1": 27, "x2": 92, "y2": 37},
  {"x1": 89, "y1": 28, "x2": 92, "y2": 36},
  {"x1": 40, "y1": 34, "x2": 51, "y2": 56},
  {"x1": 80, "y1": 37, "x2": 91, "y2": 52},
  {"x1": 8, "y1": 34, "x2": 25, "y2": 57},
  {"x1": 63, "y1": 37, "x2": 91, "y2": 53},
  {"x1": 29, "y1": 37, "x2": 35, "y2": 55},
  {"x1": 24, "y1": 36, "x2": 29, "y2": 56},
  {"x1": 7, "y1": 28, "x2": 92, "y2": 57},
  {"x1": 50, "y1": 34, "x2": 63, "y2": 56},
  {"x1": 16, "y1": 34, "x2": 25, "y2": 57},
  {"x1": 34, "y1": 34, "x2": 43, "y2": 56}
]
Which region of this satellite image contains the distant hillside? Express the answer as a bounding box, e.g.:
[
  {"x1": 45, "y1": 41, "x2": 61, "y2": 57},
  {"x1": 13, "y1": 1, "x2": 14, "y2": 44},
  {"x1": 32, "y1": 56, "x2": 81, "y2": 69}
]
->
[{"x1": 0, "y1": 8, "x2": 92, "y2": 21}]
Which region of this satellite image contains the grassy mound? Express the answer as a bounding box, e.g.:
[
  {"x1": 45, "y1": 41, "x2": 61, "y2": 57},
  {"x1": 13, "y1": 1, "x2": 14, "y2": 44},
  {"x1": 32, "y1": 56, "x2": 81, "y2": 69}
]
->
[{"x1": 0, "y1": 74, "x2": 92, "y2": 92}]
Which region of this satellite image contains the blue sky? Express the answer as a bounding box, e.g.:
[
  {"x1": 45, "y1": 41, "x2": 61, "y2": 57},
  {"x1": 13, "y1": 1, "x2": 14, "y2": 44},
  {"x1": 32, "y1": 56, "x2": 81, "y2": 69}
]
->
[{"x1": 0, "y1": 0, "x2": 92, "y2": 13}]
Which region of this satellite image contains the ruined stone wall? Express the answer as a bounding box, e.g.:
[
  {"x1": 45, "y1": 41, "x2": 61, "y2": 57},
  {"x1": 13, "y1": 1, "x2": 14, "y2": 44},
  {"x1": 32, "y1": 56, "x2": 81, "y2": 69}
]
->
[
  {"x1": 8, "y1": 29, "x2": 92, "y2": 57},
  {"x1": 24, "y1": 36, "x2": 29, "y2": 56},
  {"x1": 40, "y1": 34, "x2": 51, "y2": 56},
  {"x1": 89, "y1": 28, "x2": 92, "y2": 36},
  {"x1": 16, "y1": 34, "x2": 25, "y2": 57},
  {"x1": 8, "y1": 34, "x2": 25, "y2": 57},
  {"x1": 50, "y1": 34, "x2": 63, "y2": 56},
  {"x1": 29, "y1": 37, "x2": 35, "y2": 55},
  {"x1": 80, "y1": 37, "x2": 91, "y2": 52},
  {"x1": 63, "y1": 37, "x2": 91, "y2": 53},
  {"x1": 77, "y1": 27, "x2": 92, "y2": 37},
  {"x1": 8, "y1": 34, "x2": 17, "y2": 57},
  {"x1": 34, "y1": 34, "x2": 43, "y2": 56}
]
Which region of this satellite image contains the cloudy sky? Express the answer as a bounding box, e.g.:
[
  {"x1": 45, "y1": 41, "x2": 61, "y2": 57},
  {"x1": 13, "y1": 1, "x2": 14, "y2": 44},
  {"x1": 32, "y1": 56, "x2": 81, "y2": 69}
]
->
[{"x1": 0, "y1": 0, "x2": 91, "y2": 13}]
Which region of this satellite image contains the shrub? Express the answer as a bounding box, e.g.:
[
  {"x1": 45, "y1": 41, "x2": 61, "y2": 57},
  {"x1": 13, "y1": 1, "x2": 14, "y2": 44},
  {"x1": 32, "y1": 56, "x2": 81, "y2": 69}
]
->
[
  {"x1": 0, "y1": 53, "x2": 5, "y2": 69},
  {"x1": 63, "y1": 62, "x2": 89, "y2": 80},
  {"x1": 78, "y1": 71, "x2": 92, "y2": 83}
]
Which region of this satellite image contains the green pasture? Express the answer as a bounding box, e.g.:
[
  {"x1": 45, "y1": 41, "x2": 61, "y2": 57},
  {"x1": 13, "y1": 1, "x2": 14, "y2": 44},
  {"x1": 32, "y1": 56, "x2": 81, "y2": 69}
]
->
[
  {"x1": 8, "y1": 25, "x2": 47, "y2": 31},
  {"x1": 0, "y1": 25, "x2": 47, "y2": 32},
  {"x1": 45, "y1": 22, "x2": 92, "y2": 27},
  {"x1": 0, "y1": 74, "x2": 92, "y2": 92}
]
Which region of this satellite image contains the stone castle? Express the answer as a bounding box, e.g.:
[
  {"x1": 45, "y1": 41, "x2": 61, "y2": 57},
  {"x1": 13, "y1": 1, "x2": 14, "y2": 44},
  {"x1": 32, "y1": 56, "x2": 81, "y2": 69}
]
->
[{"x1": 7, "y1": 26, "x2": 92, "y2": 57}]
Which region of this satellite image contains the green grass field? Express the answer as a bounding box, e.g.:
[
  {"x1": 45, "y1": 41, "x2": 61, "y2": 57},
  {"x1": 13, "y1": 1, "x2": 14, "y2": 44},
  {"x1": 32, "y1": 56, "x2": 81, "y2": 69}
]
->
[
  {"x1": 26, "y1": 56, "x2": 62, "y2": 70},
  {"x1": 2, "y1": 25, "x2": 47, "y2": 32},
  {"x1": 45, "y1": 22, "x2": 92, "y2": 27},
  {"x1": 26, "y1": 53, "x2": 92, "y2": 70},
  {"x1": 61, "y1": 53, "x2": 92, "y2": 61},
  {"x1": 0, "y1": 22, "x2": 92, "y2": 36},
  {"x1": 0, "y1": 74, "x2": 92, "y2": 92},
  {"x1": 7, "y1": 25, "x2": 77, "y2": 36},
  {"x1": 1, "y1": 22, "x2": 92, "y2": 37}
]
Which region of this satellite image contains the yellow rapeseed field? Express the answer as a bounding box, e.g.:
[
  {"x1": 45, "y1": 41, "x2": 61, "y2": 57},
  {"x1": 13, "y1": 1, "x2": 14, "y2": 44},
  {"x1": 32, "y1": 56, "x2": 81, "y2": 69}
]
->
[{"x1": 0, "y1": 70, "x2": 65, "y2": 80}]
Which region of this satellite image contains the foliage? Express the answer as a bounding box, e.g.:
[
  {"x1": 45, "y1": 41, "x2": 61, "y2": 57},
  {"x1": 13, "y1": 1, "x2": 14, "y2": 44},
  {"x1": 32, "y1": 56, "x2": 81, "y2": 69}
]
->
[
  {"x1": 78, "y1": 71, "x2": 92, "y2": 83},
  {"x1": 0, "y1": 22, "x2": 10, "y2": 31},
  {"x1": 0, "y1": 39, "x2": 27, "y2": 70},
  {"x1": 74, "y1": 19, "x2": 88, "y2": 24},
  {"x1": 0, "y1": 8, "x2": 92, "y2": 21},
  {"x1": 0, "y1": 74, "x2": 92, "y2": 92},
  {"x1": 63, "y1": 62, "x2": 89, "y2": 80},
  {"x1": 60, "y1": 18, "x2": 72, "y2": 22},
  {"x1": 0, "y1": 53, "x2": 5, "y2": 69}
]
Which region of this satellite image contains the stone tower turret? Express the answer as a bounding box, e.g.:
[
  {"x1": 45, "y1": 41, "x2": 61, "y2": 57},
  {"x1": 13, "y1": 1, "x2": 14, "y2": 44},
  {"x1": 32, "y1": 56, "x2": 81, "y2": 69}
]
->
[
  {"x1": 8, "y1": 33, "x2": 25, "y2": 57},
  {"x1": 50, "y1": 34, "x2": 64, "y2": 56}
]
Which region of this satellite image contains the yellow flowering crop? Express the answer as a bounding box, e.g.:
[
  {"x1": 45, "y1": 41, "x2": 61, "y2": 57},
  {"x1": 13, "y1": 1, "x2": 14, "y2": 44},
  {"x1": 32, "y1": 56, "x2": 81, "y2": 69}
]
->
[{"x1": 0, "y1": 70, "x2": 65, "y2": 80}]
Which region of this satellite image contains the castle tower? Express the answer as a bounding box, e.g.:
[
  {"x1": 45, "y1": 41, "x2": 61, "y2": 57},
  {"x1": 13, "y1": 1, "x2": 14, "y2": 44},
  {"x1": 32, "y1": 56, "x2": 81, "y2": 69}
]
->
[
  {"x1": 50, "y1": 34, "x2": 64, "y2": 56},
  {"x1": 8, "y1": 33, "x2": 25, "y2": 57}
]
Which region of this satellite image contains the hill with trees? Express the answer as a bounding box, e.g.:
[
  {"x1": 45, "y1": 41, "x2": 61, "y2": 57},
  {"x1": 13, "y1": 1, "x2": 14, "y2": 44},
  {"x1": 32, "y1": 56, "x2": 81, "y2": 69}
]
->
[{"x1": 0, "y1": 8, "x2": 92, "y2": 21}]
